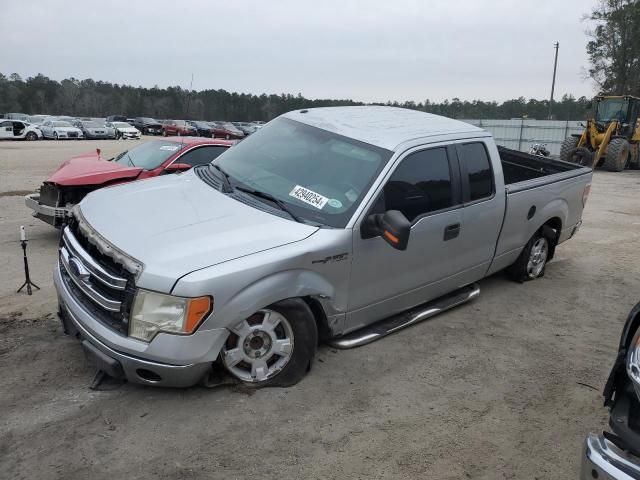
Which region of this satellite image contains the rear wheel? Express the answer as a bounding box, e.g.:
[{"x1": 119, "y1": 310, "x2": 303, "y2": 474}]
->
[
  {"x1": 603, "y1": 138, "x2": 630, "y2": 172},
  {"x1": 222, "y1": 299, "x2": 317, "y2": 387},
  {"x1": 559, "y1": 136, "x2": 580, "y2": 162},
  {"x1": 507, "y1": 229, "x2": 553, "y2": 282},
  {"x1": 25, "y1": 131, "x2": 37, "y2": 141},
  {"x1": 54, "y1": 132, "x2": 59, "y2": 140}
]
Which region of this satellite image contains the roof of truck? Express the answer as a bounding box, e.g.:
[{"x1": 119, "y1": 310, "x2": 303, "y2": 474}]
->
[{"x1": 281, "y1": 106, "x2": 486, "y2": 151}]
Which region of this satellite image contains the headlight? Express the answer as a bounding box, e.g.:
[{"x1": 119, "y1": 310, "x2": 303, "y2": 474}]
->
[
  {"x1": 129, "y1": 289, "x2": 212, "y2": 342},
  {"x1": 627, "y1": 328, "x2": 640, "y2": 400}
]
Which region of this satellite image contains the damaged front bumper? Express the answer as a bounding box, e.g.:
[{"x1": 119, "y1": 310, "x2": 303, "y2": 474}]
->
[
  {"x1": 24, "y1": 193, "x2": 71, "y2": 227},
  {"x1": 54, "y1": 262, "x2": 228, "y2": 388},
  {"x1": 581, "y1": 433, "x2": 640, "y2": 479}
]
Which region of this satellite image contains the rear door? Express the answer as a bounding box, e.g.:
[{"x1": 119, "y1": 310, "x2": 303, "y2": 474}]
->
[{"x1": 451, "y1": 140, "x2": 505, "y2": 280}]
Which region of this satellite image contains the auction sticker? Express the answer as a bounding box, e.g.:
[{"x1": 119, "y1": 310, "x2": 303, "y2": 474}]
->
[
  {"x1": 159, "y1": 145, "x2": 179, "y2": 151},
  {"x1": 289, "y1": 185, "x2": 328, "y2": 210}
]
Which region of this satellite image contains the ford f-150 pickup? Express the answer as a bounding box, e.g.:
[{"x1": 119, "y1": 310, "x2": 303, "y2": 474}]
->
[{"x1": 54, "y1": 106, "x2": 593, "y2": 388}]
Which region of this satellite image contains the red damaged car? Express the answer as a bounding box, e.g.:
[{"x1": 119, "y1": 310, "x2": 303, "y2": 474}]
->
[{"x1": 25, "y1": 137, "x2": 233, "y2": 228}]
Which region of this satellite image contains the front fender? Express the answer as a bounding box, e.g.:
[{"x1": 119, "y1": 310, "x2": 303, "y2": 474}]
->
[{"x1": 199, "y1": 269, "x2": 336, "y2": 331}]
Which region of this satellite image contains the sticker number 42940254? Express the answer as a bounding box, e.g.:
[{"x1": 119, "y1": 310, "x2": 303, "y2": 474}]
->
[{"x1": 289, "y1": 185, "x2": 328, "y2": 210}]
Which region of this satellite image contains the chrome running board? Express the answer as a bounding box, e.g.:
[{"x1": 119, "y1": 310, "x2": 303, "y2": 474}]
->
[{"x1": 328, "y1": 283, "x2": 480, "y2": 349}]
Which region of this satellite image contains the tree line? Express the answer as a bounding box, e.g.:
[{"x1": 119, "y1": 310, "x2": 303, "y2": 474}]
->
[{"x1": 0, "y1": 72, "x2": 592, "y2": 121}]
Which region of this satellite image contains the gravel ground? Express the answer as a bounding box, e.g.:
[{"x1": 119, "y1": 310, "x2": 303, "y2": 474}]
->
[{"x1": 1, "y1": 139, "x2": 638, "y2": 479}]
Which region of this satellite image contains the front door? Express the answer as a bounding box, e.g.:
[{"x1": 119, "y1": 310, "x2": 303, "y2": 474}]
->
[{"x1": 347, "y1": 145, "x2": 464, "y2": 333}]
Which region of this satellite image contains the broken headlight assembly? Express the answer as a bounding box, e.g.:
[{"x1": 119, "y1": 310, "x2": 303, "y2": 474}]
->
[
  {"x1": 628, "y1": 328, "x2": 640, "y2": 401},
  {"x1": 129, "y1": 289, "x2": 212, "y2": 342}
]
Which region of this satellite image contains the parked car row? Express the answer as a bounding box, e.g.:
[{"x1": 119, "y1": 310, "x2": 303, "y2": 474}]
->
[{"x1": 1, "y1": 112, "x2": 265, "y2": 141}]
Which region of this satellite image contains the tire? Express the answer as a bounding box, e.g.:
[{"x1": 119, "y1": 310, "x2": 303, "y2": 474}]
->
[
  {"x1": 628, "y1": 143, "x2": 640, "y2": 170},
  {"x1": 162, "y1": 129, "x2": 167, "y2": 137},
  {"x1": 507, "y1": 228, "x2": 554, "y2": 283},
  {"x1": 54, "y1": 132, "x2": 59, "y2": 140},
  {"x1": 221, "y1": 298, "x2": 317, "y2": 387},
  {"x1": 603, "y1": 138, "x2": 630, "y2": 172},
  {"x1": 25, "y1": 131, "x2": 37, "y2": 141},
  {"x1": 559, "y1": 136, "x2": 580, "y2": 162}
]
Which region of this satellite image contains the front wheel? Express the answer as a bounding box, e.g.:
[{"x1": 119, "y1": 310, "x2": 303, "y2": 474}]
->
[
  {"x1": 222, "y1": 299, "x2": 317, "y2": 387},
  {"x1": 54, "y1": 132, "x2": 59, "y2": 140},
  {"x1": 507, "y1": 229, "x2": 552, "y2": 282},
  {"x1": 25, "y1": 131, "x2": 38, "y2": 141},
  {"x1": 603, "y1": 138, "x2": 630, "y2": 172}
]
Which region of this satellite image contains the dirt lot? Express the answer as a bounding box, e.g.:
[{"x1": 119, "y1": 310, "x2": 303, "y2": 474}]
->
[{"x1": 1, "y1": 139, "x2": 639, "y2": 479}]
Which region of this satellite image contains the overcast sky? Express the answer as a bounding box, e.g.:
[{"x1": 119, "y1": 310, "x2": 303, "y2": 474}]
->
[{"x1": 0, "y1": 0, "x2": 598, "y2": 103}]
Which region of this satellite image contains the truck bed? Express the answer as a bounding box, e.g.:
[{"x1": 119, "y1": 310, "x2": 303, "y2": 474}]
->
[
  {"x1": 499, "y1": 146, "x2": 585, "y2": 189},
  {"x1": 486, "y1": 146, "x2": 592, "y2": 277}
]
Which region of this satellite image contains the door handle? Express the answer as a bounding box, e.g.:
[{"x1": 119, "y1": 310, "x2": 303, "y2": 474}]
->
[{"x1": 443, "y1": 223, "x2": 460, "y2": 241}]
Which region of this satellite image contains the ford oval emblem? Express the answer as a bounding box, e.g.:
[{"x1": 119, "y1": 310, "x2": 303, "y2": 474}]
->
[{"x1": 68, "y1": 257, "x2": 91, "y2": 283}]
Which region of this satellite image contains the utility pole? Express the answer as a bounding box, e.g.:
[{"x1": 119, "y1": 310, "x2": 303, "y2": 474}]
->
[{"x1": 548, "y1": 42, "x2": 559, "y2": 120}]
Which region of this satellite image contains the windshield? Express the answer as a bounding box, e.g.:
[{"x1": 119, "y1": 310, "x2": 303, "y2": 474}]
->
[
  {"x1": 82, "y1": 121, "x2": 102, "y2": 128},
  {"x1": 112, "y1": 122, "x2": 132, "y2": 128},
  {"x1": 214, "y1": 117, "x2": 392, "y2": 227},
  {"x1": 53, "y1": 121, "x2": 72, "y2": 127},
  {"x1": 222, "y1": 122, "x2": 238, "y2": 130},
  {"x1": 194, "y1": 121, "x2": 210, "y2": 128},
  {"x1": 113, "y1": 140, "x2": 186, "y2": 170},
  {"x1": 139, "y1": 117, "x2": 157, "y2": 123},
  {"x1": 596, "y1": 99, "x2": 629, "y2": 123},
  {"x1": 174, "y1": 120, "x2": 187, "y2": 126}
]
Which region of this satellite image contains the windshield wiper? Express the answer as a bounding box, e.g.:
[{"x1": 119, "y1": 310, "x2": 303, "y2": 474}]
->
[
  {"x1": 235, "y1": 186, "x2": 302, "y2": 223},
  {"x1": 124, "y1": 153, "x2": 135, "y2": 168},
  {"x1": 210, "y1": 163, "x2": 233, "y2": 193}
]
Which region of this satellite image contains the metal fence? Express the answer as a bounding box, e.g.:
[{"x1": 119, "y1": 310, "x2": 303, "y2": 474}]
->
[{"x1": 460, "y1": 119, "x2": 583, "y2": 156}]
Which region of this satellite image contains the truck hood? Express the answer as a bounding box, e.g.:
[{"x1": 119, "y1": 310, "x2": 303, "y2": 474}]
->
[
  {"x1": 48, "y1": 153, "x2": 143, "y2": 186},
  {"x1": 78, "y1": 170, "x2": 319, "y2": 291}
]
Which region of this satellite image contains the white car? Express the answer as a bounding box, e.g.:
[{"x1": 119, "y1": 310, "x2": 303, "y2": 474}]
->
[
  {"x1": 106, "y1": 122, "x2": 141, "y2": 140},
  {"x1": 0, "y1": 119, "x2": 43, "y2": 141},
  {"x1": 40, "y1": 120, "x2": 84, "y2": 140}
]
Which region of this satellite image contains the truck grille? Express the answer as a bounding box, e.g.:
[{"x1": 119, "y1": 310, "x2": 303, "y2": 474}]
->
[{"x1": 59, "y1": 225, "x2": 135, "y2": 335}]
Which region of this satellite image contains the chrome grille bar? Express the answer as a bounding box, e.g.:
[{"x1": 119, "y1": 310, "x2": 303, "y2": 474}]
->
[
  {"x1": 59, "y1": 246, "x2": 122, "y2": 312},
  {"x1": 62, "y1": 226, "x2": 127, "y2": 290}
]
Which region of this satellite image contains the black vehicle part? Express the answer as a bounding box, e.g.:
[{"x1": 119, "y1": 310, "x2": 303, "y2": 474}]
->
[{"x1": 608, "y1": 382, "x2": 640, "y2": 458}]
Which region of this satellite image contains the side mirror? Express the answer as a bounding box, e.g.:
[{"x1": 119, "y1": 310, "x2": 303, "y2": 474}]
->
[
  {"x1": 361, "y1": 210, "x2": 411, "y2": 250},
  {"x1": 165, "y1": 163, "x2": 191, "y2": 173}
]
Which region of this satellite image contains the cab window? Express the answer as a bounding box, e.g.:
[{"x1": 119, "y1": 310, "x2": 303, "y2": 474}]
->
[
  {"x1": 378, "y1": 147, "x2": 454, "y2": 222},
  {"x1": 456, "y1": 142, "x2": 493, "y2": 201}
]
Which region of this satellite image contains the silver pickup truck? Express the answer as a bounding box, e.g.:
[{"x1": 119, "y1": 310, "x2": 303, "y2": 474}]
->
[{"x1": 55, "y1": 106, "x2": 592, "y2": 388}]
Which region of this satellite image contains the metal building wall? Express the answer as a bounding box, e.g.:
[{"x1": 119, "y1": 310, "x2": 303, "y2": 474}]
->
[{"x1": 460, "y1": 119, "x2": 583, "y2": 155}]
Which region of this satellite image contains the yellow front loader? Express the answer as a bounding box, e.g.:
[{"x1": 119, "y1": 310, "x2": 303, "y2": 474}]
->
[{"x1": 560, "y1": 95, "x2": 640, "y2": 172}]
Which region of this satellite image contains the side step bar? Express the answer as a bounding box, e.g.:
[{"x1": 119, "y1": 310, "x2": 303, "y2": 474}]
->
[{"x1": 328, "y1": 283, "x2": 480, "y2": 349}]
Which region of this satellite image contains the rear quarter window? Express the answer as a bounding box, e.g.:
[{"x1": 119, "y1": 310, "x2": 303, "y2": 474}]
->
[{"x1": 457, "y1": 142, "x2": 493, "y2": 201}]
